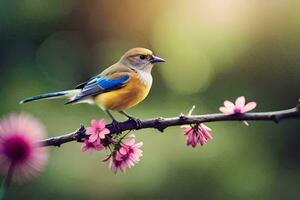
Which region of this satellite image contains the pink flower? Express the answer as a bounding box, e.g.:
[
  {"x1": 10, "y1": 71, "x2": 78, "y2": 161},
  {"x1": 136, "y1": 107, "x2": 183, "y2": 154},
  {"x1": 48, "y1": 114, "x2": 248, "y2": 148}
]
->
[
  {"x1": 183, "y1": 123, "x2": 213, "y2": 148},
  {"x1": 81, "y1": 138, "x2": 104, "y2": 153},
  {"x1": 103, "y1": 135, "x2": 143, "y2": 174},
  {"x1": 86, "y1": 119, "x2": 110, "y2": 143},
  {"x1": 0, "y1": 113, "x2": 48, "y2": 182},
  {"x1": 219, "y1": 96, "x2": 256, "y2": 115},
  {"x1": 219, "y1": 96, "x2": 257, "y2": 126}
]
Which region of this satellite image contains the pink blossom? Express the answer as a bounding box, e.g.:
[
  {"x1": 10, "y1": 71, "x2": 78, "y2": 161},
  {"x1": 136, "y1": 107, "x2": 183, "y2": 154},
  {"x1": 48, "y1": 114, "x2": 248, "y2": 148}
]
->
[
  {"x1": 103, "y1": 135, "x2": 143, "y2": 174},
  {"x1": 219, "y1": 96, "x2": 256, "y2": 115},
  {"x1": 86, "y1": 119, "x2": 110, "y2": 143},
  {"x1": 81, "y1": 138, "x2": 104, "y2": 153},
  {"x1": 0, "y1": 113, "x2": 48, "y2": 182},
  {"x1": 183, "y1": 123, "x2": 213, "y2": 148},
  {"x1": 219, "y1": 96, "x2": 257, "y2": 126}
]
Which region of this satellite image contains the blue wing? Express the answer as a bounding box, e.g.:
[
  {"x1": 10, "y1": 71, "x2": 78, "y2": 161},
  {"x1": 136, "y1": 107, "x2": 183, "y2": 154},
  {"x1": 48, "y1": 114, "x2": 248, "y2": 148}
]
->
[
  {"x1": 97, "y1": 76, "x2": 129, "y2": 90},
  {"x1": 67, "y1": 74, "x2": 130, "y2": 104}
]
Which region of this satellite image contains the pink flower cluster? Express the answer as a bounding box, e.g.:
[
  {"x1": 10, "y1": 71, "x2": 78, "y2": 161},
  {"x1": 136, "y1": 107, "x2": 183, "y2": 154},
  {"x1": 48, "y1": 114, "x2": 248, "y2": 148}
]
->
[
  {"x1": 82, "y1": 119, "x2": 143, "y2": 174},
  {"x1": 104, "y1": 135, "x2": 143, "y2": 174},
  {"x1": 81, "y1": 119, "x2": 110, "y2": 153},
  {"x1": 181, "y1": 96, "x2": 257, "y2": 148},
  {"x1": 183, "y1": 124, "x2": 213, "y2": 148}
]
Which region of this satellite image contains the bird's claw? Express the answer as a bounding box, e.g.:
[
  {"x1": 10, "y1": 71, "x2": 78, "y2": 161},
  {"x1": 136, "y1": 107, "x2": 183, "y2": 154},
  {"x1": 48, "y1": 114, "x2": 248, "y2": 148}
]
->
[
  {"x1": 127, "y1": 117, "x2": 142, "y2": 129},
  {"x1": 111, "y1": 120, "x2": 121, "y2": 133}
]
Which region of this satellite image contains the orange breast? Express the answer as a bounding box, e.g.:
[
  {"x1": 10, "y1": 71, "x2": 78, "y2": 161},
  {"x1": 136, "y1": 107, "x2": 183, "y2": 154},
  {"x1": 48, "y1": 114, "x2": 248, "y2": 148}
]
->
[{"x1": 93, "y1": 73, "x2": 151, "y2": 111}]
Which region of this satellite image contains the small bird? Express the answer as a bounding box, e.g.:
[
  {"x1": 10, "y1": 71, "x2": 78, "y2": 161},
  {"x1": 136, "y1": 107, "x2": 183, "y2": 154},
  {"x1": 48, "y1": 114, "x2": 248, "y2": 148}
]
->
[{"x1": 20, "y1": 48, "x2": 165, "y2": 127}]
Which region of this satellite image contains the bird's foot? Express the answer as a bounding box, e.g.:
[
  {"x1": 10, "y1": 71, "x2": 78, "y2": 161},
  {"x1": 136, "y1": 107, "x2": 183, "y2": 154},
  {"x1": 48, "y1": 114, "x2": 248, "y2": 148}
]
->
[
  {"x1": 111, "y1": 120, "x2": 121, "y2": 133},
  {"x1": 127, "y1": 116, "x2": 142, "y2": 130}
]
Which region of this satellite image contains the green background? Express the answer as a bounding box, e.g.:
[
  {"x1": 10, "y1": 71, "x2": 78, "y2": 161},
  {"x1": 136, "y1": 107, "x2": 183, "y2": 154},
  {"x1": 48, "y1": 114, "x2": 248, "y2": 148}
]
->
[{"x1": 0, "y1": 0, "x2": 300, "y2": 199}]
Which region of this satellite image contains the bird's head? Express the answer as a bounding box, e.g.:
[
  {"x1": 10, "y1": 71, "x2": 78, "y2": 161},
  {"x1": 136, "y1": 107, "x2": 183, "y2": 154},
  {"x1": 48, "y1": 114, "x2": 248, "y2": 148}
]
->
[{"x1": 119, "y1": 48, "x2": 165, "y2": 72}]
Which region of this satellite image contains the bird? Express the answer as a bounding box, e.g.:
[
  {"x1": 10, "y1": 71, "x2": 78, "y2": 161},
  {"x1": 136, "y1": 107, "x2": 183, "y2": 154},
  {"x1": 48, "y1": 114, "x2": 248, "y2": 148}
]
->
[{"x1": 19, "y1": 47, "x2": 165, "y2": 128}]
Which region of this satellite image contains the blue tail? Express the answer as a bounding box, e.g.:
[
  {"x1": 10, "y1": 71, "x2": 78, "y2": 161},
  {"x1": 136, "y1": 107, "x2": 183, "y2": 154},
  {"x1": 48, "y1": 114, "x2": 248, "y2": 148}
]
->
[{"x1": 19, "y1": 90, "x2": 80, "y2": 104}]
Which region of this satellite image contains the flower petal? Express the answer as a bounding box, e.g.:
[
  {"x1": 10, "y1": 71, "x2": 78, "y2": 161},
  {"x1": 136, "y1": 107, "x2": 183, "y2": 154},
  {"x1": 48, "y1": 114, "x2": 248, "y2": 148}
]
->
[
  {"x1": 99, "y1": 128, "x2": 110, "y2": 139},
  {"x1": 125, "y1": 138, "x2": 135, "y2": 146},
  {"x1": 115, "y1": 153, "x2": 123, "y2": 161},
  {"x1": 224, "y1": 100, "x2": 235, "y2": 110},
  {"x1": 200, "y1": 124, "x2": 212, "y2": 132},
  {"x1": 184, "y1": 127, "x2": 193, "y2": 135},
  {"x1": 91, "y1": 119, "x2": 98, "y2": 127},
  {"x1": 88, "y1": 134, "x2": 99, "y2": 143},
  {"x1": 219, "y1": 107, "x2": 234, "y2": 115},
  {"x1": 242, "y1": 102, "x2": 257, "y2": 113},
  {"x1": 235, "y1": 96, "x2": 245, "y2": 109},
  {"x1": 81, "y1": 144, "x2": 88, "y2": 152},
  {"x1": 201, "y1": 129, "x2": 213, "y2": 140},
  {"x1": 97, "y1": 119, "x2": 106, "y2": 129},
  {"x1": 86, "y1": 127, "x2": 94, "y2": 135},
  {"x1": 119, "y1": 146, "x2": 128, "y2": 155},
  {"x1": 199, "y1": 136, "x2": 206, "y2": 146},
  {"x1": 133, "y1": 142, "x2": 143, "y2": 148}
]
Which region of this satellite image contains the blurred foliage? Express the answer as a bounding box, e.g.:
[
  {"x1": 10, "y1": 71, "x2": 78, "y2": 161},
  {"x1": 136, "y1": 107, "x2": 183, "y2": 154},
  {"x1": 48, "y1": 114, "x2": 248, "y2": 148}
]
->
[{"x1": 0, "y1": 0, "x2": 300, "y2": 199}]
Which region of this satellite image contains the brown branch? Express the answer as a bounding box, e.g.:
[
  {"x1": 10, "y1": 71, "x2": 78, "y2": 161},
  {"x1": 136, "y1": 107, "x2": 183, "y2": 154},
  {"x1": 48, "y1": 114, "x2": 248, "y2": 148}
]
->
[{"x1": 39, "y1": 101, "x2": 300, "y2": 147}]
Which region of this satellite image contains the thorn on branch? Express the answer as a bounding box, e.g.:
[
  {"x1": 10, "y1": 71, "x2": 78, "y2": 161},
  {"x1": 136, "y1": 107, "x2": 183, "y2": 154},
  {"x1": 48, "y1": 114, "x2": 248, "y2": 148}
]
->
[
  {"x1": 155, "y1": 117, "x2": 166, "y2": 132},
  {"x1": 179, "y1": 113, "x2": 187, "y2": 121}
]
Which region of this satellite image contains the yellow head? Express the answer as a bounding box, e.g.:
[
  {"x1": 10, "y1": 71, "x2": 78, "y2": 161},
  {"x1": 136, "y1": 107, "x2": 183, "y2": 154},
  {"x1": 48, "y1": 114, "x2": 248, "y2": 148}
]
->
[{"x1": 119, "y1": 48, "x2": 165, "y2": 72}]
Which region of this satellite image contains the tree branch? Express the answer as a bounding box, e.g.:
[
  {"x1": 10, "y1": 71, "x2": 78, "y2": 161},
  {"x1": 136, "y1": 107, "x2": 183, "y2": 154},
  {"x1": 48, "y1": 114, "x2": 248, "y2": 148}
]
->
[{"x1": 39, "y1": 101, "x2": 300, "y2": 147}]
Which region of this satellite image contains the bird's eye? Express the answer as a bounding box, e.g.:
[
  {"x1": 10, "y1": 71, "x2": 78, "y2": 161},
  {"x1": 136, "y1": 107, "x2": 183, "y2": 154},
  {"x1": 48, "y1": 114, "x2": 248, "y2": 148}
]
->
[{"x1": 139, "y1": 55, "x2": 146, "y2": 60}]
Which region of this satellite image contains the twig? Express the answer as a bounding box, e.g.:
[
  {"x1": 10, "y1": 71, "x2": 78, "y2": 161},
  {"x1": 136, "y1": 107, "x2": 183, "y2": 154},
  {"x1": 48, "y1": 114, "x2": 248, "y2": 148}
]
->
[{"x1": 38, "y1": 101, "x2": 300, "y2": 147}]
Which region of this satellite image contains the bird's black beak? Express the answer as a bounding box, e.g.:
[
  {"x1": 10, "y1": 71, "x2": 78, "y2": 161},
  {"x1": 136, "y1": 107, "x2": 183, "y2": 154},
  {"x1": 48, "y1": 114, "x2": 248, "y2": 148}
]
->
[{"x1": 150, "y1": 56, "x2": 166, "y2": 63}]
